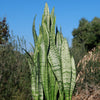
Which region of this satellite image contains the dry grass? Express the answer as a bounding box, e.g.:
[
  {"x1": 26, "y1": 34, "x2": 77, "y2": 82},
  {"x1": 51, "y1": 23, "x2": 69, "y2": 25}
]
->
[{"x1": 72, "y1": 85, "x2": 100, "y2": 100}]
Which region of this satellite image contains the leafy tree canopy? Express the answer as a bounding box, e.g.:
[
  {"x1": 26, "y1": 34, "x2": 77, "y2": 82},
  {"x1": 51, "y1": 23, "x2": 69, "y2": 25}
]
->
[
  {"x1": 0, "y1": 17, "x2": 9, "y2": 44},
  {"x1": 72, "y1": 17, "x2": 100, "y2": 51}
]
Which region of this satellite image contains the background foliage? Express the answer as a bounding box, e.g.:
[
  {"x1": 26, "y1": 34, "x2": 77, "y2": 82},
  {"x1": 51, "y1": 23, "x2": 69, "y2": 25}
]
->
[
  {"x1": 71, "y1": 17, "x2": 100, "y2": 97},
  {"x1": 0, "y1": 28, "x2": 32, "y2": 100},
  {"x1": 0, "y1": 17, "x2": 9, "y2": 44},
  {"x1": 71, "y1": 17, "x2": 100, "y2": 65}
]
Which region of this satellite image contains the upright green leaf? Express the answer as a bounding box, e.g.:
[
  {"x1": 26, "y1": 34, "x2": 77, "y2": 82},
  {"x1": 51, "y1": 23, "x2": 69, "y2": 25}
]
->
[
  {"x1": 32, "y1": 15, "x2": 38, "y2": 47},
  {"x1": 39, "y1": 39, "x2": 49, "y2": 100},
  {"x1": 48, "y1": 63, "x2": 56, "y2": 100},
  {"x1": 61, "y1": 38, "x2": 71, "y2": 100},
  {"x1": 42, "y1": 23, "x2": 49, "y2": 48},
  {"x1": 56, "y1": 32, "x2": 62, "y2": 53},
  {"x1": 38, "y1": 64, "x2": 43, "y2": 100},
  {"x1": 50, "y1": 8, "x2": 56, "y2": 42},
  {"x1": 42, "y1": 3, "x2": 50, "y2": 31},
  {"x1": 70, "y1": 56, "x2": 76, "y2": 100},
  {"x1": 48, "y1": 34, "x2": 62, "y2": 91},
  {"x1": 28, "y1": 60, "x2": 36, "y2": 99}
]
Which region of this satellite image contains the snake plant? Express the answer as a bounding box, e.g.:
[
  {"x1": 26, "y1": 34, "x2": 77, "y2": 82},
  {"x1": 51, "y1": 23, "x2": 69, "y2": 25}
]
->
[{"x1": 27, "y1": 3, "x2": 76, "y2": 100}]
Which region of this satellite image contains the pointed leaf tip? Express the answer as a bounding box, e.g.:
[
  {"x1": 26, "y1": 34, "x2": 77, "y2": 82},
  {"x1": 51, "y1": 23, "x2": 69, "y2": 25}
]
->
[
  {"x1": 32, "y1": 15, "x2": 37, "y2": 47},
  {"x1": 45, "y1": 3, "x2": 49, "y2": 9}
]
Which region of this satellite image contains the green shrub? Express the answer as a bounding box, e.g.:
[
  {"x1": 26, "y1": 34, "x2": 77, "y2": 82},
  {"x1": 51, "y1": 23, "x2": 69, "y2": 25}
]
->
[{"x1": 0, "y1": 36, "x2": 32, "y2": 100}]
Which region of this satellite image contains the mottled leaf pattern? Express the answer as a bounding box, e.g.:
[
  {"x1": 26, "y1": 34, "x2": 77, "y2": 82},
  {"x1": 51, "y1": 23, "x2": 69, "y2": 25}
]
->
[
  {"x1": 32, "y1": 15, "x2": 37, "y2": 47},
  {"x1": 48, "y1": 34, "x2": 62, "y2": 91},
  {"x1": 61, "y1": 38, "x2": 71, "y2": 100},
  {"x1": 27, "y1": 3, "x2": 76, "y2": 100},
  {"x1": 70, "y1": 56, "x2": 76, "y2": 100}
]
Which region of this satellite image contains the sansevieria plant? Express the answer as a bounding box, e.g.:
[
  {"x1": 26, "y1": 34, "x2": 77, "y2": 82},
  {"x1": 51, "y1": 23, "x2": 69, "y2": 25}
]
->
[{"x1": 27, "y1": 3, "x2": 76, "y2": 100}]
